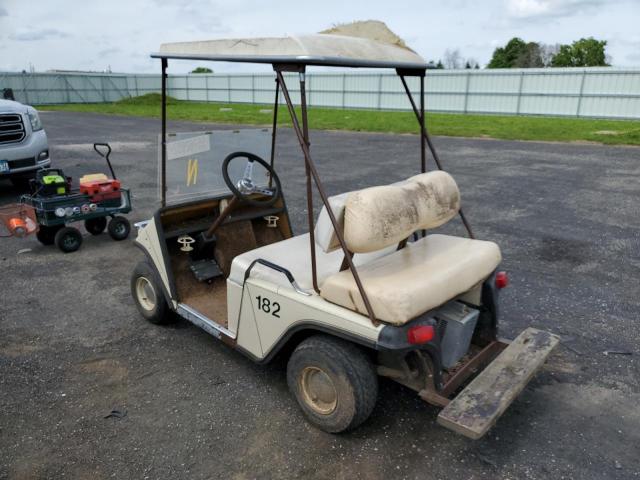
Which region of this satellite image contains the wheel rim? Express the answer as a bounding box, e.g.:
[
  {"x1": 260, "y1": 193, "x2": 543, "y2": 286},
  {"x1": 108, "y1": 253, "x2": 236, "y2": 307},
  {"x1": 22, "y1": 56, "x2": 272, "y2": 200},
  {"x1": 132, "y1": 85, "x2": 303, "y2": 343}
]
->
[
  {"x1": 63, "y1": 234, "x2": 78, "y2": 250},
  {"x1": 114, "y1": 222, "x2": 126, "y2": 236},
  {"x1": 299, "y1": 366, "x2": 338, "y2": 415},
  {"x1": 135, "y1": 276, "x2": 157, "y2": 311}
]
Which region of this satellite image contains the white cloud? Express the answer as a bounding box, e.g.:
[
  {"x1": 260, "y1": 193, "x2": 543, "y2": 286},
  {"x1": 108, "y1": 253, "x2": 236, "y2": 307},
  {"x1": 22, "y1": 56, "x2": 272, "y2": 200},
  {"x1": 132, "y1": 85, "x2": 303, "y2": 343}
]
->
[
  {"x1": 10, "y1": 28, "x2": 70, "y2": 42},
  {"x1": 506, "y1": 0, "x2": 606, "y2": 19},
  {"x1": 1, "y1": 0, "x2": 639, "y2": 72}
]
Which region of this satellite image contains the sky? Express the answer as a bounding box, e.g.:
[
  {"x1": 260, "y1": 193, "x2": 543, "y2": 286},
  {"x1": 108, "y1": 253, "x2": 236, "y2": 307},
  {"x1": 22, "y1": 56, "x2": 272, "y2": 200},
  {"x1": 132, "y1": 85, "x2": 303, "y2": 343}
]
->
[{"x1": 1, "y1": 0, "x2": 639, "y2": 73}]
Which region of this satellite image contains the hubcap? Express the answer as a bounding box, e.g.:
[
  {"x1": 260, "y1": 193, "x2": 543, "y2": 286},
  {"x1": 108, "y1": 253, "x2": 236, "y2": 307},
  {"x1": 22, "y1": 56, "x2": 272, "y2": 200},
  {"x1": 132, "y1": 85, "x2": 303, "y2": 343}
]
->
[
  {"x1": 63, "y1": 234, "x2": 78, "y2": 249},
  {"x1": 299, "y1": 366, "x2": 338, "y2": 415},
  {"x1": 135, "y1": 276, "x2": 157, "y2": 312},
  {"x1": 114, "y1": 223, "x2": 126, "y2": 235}
]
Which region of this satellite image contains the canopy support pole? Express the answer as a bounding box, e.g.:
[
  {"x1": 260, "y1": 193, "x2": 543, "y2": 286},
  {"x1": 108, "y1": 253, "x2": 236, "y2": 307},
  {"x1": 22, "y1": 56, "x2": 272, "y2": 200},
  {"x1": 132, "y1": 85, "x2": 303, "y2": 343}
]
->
[
  {"x1": 274, "y1": 66, "x2": 377, "y2": 325},
  {"x1": 299, "y1": 72, "x2": 320, "y2": 293},
  {"x1": 399, "y1": 74, "x2": 475, "y2": 239},
  {"x1": 161, "y1": 58, "x2": 168, "y2": 207},
  {"x1": 269, "y1": 78, "x2": 279, "y2": 172}
]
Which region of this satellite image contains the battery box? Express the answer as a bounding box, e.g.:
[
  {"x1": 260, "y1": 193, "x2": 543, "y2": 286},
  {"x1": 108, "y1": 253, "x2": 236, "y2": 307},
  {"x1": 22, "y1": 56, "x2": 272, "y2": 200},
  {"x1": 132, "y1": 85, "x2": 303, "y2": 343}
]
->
[
  {"x1": 33, "y1": 169, "x2": 71, "y2": 197},
  {"x1": 435, "y1": 301, "x2": 480, "y2": 369}
]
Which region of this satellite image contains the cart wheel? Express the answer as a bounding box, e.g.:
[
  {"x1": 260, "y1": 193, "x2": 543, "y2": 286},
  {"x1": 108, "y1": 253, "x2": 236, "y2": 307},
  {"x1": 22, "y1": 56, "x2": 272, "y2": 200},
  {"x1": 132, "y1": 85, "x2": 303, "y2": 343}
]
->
[
  {"x1": 131, "y1": 261, "x2": 175, "y2": 324},
  {"x1": 108, "y1": 216, "x2": 130, "y2": 241},
  {"x1": 287, "y1": 335, "x2": 378, "y2": 433},
  {"x1": 85, "y1": 217, "x2": 107, "y2": 236},
  {"x1": 54, "y1": 226, "x2": 83, "y2": 253},
  {"x1": 36, "y1": 225, "x2": 62, "y2": 245}
]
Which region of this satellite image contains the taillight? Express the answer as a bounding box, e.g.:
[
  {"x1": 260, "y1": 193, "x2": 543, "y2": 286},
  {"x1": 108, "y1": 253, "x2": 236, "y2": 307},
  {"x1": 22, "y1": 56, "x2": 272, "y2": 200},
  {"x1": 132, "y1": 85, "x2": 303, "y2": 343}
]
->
[
  {"x1": 495, "y1": 271, "x2": 509, "y2": 289},
  {"x1": 407, "y1": 325, "x2": 435, "y2": 345}
]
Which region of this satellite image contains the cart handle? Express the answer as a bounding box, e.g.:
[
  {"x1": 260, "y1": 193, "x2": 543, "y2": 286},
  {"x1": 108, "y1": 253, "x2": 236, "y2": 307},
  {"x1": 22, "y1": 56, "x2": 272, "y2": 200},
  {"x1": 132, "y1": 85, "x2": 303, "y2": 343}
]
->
[{"x1": 93, "y1": 143, "x2": 116, "y2": 180}]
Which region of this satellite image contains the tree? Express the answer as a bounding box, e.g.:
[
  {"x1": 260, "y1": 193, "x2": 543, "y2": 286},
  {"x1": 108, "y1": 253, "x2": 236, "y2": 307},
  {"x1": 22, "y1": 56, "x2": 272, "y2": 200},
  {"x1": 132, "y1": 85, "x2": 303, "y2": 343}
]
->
[
  {"x1": 488, "y1": 38, "x2": 546, "y2": 68},
  {"x1": 550, "y1": 38, "x2": 609, "y2": 67},
  {"x1": 443, "y1": 49, "x2": 462, "y2": 69},
  {"x1": 436, "y1": 60, "x2": 444, "y2": 69},
  {"x1": 191, "y1": 67, "x2": 213, "y2": 74},
  {"x1": 515, "y1": 42, "x2": 544, "y2": 68},
  {"x1": 540, "y1": 44, "x2": 560, "y2": 67},
  {"x1": 488, "y1": 38, "x2": 527, "y2": 68},
  {"x1": 465, "y1": 58, "x2": 479, "y2": 69}
]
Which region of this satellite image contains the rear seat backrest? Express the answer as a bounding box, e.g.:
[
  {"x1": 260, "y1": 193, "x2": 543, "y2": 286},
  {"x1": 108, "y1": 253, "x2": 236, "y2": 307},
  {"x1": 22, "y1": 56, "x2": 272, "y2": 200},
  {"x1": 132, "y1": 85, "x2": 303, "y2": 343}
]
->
[{"x1": 343, "y1": 171, "x2": 461, "y2": 253}]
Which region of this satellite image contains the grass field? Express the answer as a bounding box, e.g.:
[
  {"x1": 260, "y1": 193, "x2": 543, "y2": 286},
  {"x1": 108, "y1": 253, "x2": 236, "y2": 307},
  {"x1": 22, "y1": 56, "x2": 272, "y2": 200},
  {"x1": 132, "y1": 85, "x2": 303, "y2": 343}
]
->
[{"x1": 40, "y1": 93, "x2": 640, "y2": 146}]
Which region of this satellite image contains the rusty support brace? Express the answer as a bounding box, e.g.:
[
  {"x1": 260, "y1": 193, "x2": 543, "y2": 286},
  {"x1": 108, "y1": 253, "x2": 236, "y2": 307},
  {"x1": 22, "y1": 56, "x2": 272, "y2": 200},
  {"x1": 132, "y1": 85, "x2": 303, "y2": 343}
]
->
[
  {"x1": 299, "y1": 73, "x2": 319, "y2": 293},
  {"x1": 440, "y1": 341, "x2": 507, "y2": 397},
  {"x1": 275, "y1": 69, "x2": 378, "y2": 324},
  {"x1": 399, "y1": 74, "x2": 475, "y2": 239}
]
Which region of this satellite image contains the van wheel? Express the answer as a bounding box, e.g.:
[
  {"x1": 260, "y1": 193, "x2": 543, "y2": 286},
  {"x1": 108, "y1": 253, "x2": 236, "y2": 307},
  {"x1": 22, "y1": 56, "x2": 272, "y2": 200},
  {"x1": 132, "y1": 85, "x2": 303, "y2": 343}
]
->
[
  {"x1": 54, "y1": 226, "x2": 83, "y2": 253},
  {"x1": 131, "y1": 261, "x2": 174, "y2": 324},
  {"x1": 108, "y1": 216, "x2": 130, "y2": 240},
  {"x1": 36, "y1": 225, "x2": 61, "y2": 245},
  {"x1": 287, "y1": 335, "x2": 378, "y2": 433}
]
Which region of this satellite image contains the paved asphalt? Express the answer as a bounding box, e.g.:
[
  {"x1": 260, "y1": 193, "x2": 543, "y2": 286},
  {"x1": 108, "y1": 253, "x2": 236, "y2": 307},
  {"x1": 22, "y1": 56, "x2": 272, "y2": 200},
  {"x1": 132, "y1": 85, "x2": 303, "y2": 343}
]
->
[{"x1": 1, "y1": 111, "x2": 639, "y2": 479}]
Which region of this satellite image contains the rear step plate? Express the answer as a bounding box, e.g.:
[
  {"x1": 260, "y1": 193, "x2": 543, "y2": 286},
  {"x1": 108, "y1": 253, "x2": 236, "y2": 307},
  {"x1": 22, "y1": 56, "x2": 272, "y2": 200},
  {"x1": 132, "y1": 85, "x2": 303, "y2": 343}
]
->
[{"x1": 437, "y1": 327, "x2": 559, "y2": 439}]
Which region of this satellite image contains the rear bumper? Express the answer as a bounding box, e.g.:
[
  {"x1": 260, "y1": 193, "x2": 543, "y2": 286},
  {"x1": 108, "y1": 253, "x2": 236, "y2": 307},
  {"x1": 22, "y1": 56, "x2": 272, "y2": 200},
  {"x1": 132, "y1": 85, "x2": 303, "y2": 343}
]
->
[
  {"x1": 0, "y1": 129, "x2": 50, "y2": 177},
  {"x1": 436, "y1": 327, "x2": 559, "y2": 439}
]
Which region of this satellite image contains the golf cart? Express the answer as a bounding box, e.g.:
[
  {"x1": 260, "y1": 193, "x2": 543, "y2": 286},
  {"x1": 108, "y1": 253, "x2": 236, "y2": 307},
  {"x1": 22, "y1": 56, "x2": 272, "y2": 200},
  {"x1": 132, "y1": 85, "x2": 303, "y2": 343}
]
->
[{"x1": 132, "y1": 21, "x2": 558, "y2": 439}]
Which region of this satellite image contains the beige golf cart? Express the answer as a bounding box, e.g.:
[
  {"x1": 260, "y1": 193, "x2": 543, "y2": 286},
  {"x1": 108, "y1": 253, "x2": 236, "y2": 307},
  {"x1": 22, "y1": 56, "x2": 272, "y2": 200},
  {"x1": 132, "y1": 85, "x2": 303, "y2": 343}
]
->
[{"x1": 131, "y1": 22, "x2": 559, "y2": 438}]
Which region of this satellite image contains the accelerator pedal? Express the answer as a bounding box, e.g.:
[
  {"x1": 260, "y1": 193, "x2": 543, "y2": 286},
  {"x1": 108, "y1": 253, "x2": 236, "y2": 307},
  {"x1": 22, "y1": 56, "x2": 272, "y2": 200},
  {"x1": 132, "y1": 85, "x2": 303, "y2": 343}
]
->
[{"x1": 190, "y1": 258, "x2": 223, "y2": 282}]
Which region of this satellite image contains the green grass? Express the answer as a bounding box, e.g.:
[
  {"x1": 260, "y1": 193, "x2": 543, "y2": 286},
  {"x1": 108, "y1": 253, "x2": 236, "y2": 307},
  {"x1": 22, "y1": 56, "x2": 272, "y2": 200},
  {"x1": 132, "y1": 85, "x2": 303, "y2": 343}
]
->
[{"x1": 40, "y1": 93, "x2": 640, "y2": 146}]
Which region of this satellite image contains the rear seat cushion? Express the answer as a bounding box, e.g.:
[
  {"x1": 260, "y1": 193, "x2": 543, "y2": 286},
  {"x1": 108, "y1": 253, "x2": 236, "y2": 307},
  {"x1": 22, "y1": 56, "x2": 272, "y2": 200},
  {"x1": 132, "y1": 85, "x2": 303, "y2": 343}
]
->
[{"x1": 320, "y1": 234, "x2": 501, "y2": 325}]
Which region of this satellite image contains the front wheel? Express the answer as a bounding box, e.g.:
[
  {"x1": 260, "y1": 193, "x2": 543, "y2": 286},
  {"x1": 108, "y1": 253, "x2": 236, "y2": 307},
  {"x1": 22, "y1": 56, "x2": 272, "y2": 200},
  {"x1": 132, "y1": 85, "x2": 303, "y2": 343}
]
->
[
  {"x1": 131, "y1": 261, "x2": 174, "y2": 324},
  {"x1": 108, "y1": 216, "x2": 130, "y2": 241},
  {"x1": 54, "y1": 226, "x2": 83, "y2": 253},
  {"x1": 287, "y1": 335, "x2": 378, "y2": 433}
]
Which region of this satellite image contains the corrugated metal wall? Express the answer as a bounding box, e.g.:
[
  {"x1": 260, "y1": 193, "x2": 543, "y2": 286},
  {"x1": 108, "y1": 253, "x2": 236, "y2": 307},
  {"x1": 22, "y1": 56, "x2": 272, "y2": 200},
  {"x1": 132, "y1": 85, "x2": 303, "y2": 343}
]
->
[{"x1": 2, "y1": 68, "x2": 639, "y2": 119}]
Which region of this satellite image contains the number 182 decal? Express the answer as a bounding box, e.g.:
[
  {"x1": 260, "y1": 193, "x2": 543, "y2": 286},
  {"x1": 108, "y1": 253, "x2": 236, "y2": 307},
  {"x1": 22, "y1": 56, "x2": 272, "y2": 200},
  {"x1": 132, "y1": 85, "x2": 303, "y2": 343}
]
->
[{"x1": 255, "y1": 295, "x2": 281, "y2": 318}]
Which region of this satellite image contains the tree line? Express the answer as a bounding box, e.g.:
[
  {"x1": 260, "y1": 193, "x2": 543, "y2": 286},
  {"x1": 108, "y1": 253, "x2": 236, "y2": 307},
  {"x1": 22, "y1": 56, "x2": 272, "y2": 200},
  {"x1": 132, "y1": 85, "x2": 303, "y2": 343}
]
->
[{"x1": 427, "y1": 37, "x2": 609, "y2": 69}]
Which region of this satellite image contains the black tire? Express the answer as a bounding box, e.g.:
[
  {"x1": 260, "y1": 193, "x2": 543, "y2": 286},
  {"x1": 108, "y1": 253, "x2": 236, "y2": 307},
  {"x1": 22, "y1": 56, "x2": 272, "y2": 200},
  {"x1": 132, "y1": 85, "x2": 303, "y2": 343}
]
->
[
  {"x1": 108, "y1": 216, "x2": 130, "y2": 241},
  {"x1": 54, "y1": 226, "x2": 83, "y2": 253},
  {"x1": 287, "y1": 335, "x2": 378, "y2": 433},
  {"x1": 85, "y1": 217, "x2": 107, "y2": 235},
  {"x1": 36, "y1": 225, "x2": 62, "y2": 245},
  {"x1": 131, "y1": 261, "x2": 174, "y2": 324}
]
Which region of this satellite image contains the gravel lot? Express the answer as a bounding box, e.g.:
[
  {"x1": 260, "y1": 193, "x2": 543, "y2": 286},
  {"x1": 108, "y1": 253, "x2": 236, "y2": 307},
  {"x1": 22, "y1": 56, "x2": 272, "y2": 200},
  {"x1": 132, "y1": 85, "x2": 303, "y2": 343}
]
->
[{"x1": 1, "y1": 111, "x2": 639, "y2": 479}]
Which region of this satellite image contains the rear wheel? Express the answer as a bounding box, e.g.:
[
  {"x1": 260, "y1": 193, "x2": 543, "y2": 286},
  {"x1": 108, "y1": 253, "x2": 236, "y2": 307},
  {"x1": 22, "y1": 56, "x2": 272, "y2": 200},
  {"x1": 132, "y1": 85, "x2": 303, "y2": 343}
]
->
[
  {"x1": 131, "y1": 261, "x2": 174, "y2": 324},
  {"x1": 36, "y1": 225, "x2": 62, "y2": 245},
  {"x1": 85, "y1": 217, "x2": 107, "y2": 235},
  {"x1": 108, "y1": 216, "x2": 130, "y2": 241},
  {"x1": 54, "y1": 226, "x2": 83, "y2": 253},
  {"x1": 287, "y1": 335, "x2": 378, "y2": 433}
]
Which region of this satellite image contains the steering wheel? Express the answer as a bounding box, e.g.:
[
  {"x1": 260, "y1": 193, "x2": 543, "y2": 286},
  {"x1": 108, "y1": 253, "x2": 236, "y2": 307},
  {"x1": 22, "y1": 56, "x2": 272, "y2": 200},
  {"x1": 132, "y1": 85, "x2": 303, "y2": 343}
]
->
[{"x1": 222, "y1": 152, "x2": 281, "y2": 208}]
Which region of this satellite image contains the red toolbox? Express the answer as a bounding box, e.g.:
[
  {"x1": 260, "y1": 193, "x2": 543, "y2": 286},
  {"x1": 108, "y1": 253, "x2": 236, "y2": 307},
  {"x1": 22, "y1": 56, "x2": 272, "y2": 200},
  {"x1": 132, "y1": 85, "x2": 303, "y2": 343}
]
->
[{"x1": 79, "y1": 174, "x2": 122, "y2": 202}]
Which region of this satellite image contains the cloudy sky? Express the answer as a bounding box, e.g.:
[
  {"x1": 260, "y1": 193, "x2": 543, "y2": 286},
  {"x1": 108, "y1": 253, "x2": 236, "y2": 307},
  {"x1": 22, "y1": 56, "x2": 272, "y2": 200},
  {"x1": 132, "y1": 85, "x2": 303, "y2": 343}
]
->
[{"x1": 1, "y1": 0, "x2": 639, "y2": 73}]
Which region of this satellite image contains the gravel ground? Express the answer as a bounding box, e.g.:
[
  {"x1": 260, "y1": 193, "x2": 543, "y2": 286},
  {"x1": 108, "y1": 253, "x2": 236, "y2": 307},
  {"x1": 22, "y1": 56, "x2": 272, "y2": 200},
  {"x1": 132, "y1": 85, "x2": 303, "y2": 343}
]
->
[{"x1": 1, "y1": 111, "x2": 639, "y2": 480}]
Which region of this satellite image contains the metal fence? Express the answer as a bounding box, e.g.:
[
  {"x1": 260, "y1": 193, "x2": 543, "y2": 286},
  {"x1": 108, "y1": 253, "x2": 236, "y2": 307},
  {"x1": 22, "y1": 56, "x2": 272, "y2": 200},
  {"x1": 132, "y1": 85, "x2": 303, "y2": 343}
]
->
[{"x1": 2, "y1": 68, "x2": 640, "y2": 119}]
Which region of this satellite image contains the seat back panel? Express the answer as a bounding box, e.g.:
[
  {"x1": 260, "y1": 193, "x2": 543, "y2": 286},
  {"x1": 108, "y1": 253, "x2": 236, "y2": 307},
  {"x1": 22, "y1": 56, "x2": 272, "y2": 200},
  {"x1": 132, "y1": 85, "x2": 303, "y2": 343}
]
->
[{"x1": 344, "y1": 171, "x2": 460, "y2": 253}]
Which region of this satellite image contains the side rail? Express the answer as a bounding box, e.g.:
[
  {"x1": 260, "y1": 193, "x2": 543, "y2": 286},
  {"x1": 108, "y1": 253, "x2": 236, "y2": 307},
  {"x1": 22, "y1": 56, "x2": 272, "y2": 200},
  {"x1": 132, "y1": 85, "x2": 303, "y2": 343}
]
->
[{"x1": 242, "y1": 258, "x2": 311, "y2": 296}]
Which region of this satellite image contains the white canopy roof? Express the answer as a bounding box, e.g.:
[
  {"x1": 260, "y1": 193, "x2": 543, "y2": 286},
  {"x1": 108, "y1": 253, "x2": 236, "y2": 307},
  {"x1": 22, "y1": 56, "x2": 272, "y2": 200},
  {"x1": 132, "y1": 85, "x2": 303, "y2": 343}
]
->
[{"x1": 153, "y1": 21, "x2": 427, "y2": 70}]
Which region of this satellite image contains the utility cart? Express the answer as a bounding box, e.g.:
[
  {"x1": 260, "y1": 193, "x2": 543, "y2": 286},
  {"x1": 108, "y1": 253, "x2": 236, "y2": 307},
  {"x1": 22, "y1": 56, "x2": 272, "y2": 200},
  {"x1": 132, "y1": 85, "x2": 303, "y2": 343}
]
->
[
  {"x1": 22, "y1": 143, "x2": 132, "y2": 252},
  {"x1": 131, "y1": 21, "x2": 559, "y2": 439}
]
